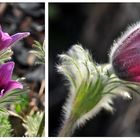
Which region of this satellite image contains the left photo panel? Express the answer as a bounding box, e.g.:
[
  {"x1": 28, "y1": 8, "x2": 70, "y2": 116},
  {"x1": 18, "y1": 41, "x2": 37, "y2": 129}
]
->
[{"x1": 0, "y1": 3, "x2": 45, "y2": 137}]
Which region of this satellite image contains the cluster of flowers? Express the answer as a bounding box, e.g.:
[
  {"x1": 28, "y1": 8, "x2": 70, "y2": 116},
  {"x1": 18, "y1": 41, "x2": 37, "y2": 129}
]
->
[{"x1": 0, "y1": 26, "x2": 30, "y2": 97}]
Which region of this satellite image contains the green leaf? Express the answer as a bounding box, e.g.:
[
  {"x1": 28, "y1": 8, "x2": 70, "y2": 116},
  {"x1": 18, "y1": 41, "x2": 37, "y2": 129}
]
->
[
  {"x1": 23, "y1": 112, "x2": 45, "y2": 137},
  {"x1": 0, "y1": 49, "x2": 13, "y2": 64},
  {"x1": 0, "y1": 113, "x2": 12, "y2": 136},
  {"x1": 0, "y1": 86, "x2": 30, "y2": 113},
  {"x1": 29, "y1": 40, "x2": 45, "y2": 64}
]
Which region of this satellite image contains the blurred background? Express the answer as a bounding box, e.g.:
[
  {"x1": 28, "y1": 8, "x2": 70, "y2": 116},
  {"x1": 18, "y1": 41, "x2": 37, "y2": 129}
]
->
[
  {"x1": 49, "y1": 3, "x2": 140, "y2": 137},
  {"x1": 0, "y1": 3, "x2": 45, "y2": 136}
]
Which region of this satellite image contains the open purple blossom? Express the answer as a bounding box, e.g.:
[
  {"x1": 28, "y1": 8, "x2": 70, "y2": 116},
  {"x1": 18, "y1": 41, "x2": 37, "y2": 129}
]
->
[
  {"x1": 0, "y1": 61, "x2": 23, "y2": 97},
  {"x1": 110, "y1": 23, "x2": 140, "y2": 83},
  {"x1": 0, "y1": 26, "x2": 30, "y2": 51}
]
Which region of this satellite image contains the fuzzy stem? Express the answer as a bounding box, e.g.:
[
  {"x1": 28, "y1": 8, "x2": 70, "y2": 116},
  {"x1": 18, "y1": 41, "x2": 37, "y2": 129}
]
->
[{"x1": 58, "y1": 114, "x2": 77, "y2": 137}]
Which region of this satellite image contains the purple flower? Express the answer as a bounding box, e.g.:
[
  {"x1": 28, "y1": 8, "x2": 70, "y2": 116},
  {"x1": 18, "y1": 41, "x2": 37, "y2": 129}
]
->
[
  {"x1": 0, "y1": 62, "x2": 23, "y2": 97},
  {"x1": 0, "y1": 26, "x2": 30, "y2": 51},
  {"x1": 110, "y1": 23, "x2": 140, "y2": 82}
]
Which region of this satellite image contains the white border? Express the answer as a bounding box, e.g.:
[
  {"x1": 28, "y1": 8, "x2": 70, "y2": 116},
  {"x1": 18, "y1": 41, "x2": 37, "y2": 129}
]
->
[
  {"x1": 46, "y1": 0, "x2": 48, "y2": 138},
  {"x1": 0, "y1": 0, "x2": 46, "y2": 2},
  {"x1": 1, "y1": 1, "x2": 140, "y2": 139},
  {"x1": 1, "y1": 0, "x2": 140, "y2": 2},
  {"x1": 48, "y1": 0, "x2": 140, "y2": 2}
]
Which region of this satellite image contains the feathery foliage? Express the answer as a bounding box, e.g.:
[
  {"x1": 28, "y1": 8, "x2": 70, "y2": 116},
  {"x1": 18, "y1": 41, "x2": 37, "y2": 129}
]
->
[
  {"x1": 29, "y1": 40, "x2": 45, "y2": 64},
  {"x1": 0, "y1": 113, "x2": 12, "y2": 137},
  {"x1": 0, "y1": 49, "x2": 13, "y2": 64},
  {"x1": 23, "y1": 111, "x2": 45, "y2": 137}
]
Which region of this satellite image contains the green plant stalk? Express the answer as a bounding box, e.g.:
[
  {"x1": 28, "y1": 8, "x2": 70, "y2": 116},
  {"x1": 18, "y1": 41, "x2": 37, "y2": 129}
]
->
[
  {"x1": 58, "y1": 79, "x2": 103, "y2": 137},
  {"x1": 36, "y1": 112, "x2": 45, "y2": 137},
  {"x1": 58, "y1": 114, "x2": 77, "y2": 137}
]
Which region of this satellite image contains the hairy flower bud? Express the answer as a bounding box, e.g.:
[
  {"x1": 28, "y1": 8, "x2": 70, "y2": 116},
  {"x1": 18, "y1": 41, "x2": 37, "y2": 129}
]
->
[{"x1": 110, "y1": 22, "x2": 140, "y2": 82}]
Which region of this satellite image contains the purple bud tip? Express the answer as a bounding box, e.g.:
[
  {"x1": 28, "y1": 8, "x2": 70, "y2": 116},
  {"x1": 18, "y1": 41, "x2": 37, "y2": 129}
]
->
[{"x1": 110, "y1": 22, "x2": 140, "y2": 83}]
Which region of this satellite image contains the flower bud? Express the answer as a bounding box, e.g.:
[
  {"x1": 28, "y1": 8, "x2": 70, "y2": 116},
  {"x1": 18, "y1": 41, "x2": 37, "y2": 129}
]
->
[{"x1": 110, "y1": 22, "x2": 140, "y2": 82}]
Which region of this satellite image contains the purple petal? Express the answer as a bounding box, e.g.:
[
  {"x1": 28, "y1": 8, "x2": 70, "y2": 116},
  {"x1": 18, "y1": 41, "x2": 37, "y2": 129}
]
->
[
  {"x1": 0, "y1": 28, "x2": 12, "y2": 51},
  {"x1": 0, "y1": 26, "x2": 30, "y2": 51},
  {"x1": 4, "y1": 80, "x2": 23, "y2": 94},
  {"x1": 10, "y1": 32, "x2": 30, "y2": 47},
  {"x1": 0, "y1": 62, "x2": 14, "y2": 86},
  {"x1": 0, "y1": 38, "x2": 12, "y2": 51}
]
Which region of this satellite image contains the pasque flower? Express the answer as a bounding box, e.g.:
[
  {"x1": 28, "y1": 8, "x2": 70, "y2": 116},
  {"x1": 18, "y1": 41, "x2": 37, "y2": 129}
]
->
[
  {"x1": 0, "y1": 61, "x2": 23, "y2": 97},
  {"x1": 57, "y1": 45, "x2": 132, "y2": 136},
  {"x1": 57, "y1": 23, "x2": 140, "y2": 137},
  {"x1": 0, "y1": 26, "x2": 30, "y2": 51},
  {"x1": 110, "y1": 23, "x2": 140, "y2": 83}
]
